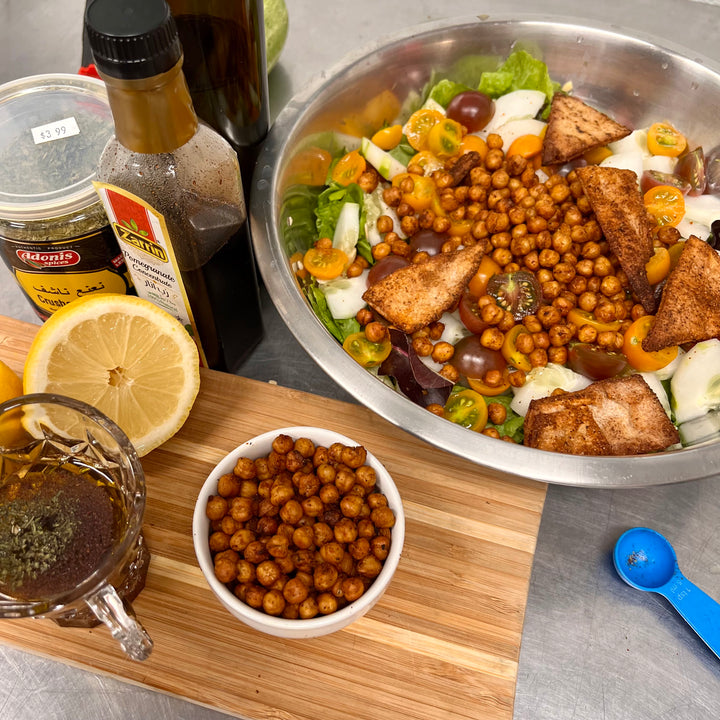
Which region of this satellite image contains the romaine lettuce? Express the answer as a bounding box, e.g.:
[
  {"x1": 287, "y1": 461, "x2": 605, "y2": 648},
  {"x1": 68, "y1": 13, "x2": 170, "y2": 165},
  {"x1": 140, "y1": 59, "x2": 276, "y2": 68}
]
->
[{"x1": 478, "y1": 49, "x2": 559, "y2": 104}]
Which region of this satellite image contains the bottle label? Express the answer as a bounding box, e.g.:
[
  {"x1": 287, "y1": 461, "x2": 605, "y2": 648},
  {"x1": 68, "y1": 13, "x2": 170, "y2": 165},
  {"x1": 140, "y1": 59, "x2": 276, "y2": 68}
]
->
[
  {"x1": 0, "y1": 226, "x2": 134, "y2": 320},
  {"x1": 93, "y1": 181, "x2": 209, "y2": 367}
]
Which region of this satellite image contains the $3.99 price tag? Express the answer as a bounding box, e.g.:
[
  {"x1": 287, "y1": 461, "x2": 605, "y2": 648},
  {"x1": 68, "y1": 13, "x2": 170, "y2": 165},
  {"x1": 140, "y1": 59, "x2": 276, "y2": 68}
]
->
[{"x1": 31, "y1": 116, "x2": 80, "y2": 145}]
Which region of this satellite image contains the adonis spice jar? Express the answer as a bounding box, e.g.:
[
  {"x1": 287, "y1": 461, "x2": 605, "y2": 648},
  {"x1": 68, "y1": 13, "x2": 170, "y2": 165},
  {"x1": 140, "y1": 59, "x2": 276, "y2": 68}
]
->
[{"x1": 0, "y1": 73, "x2": 134, "y2": 320}]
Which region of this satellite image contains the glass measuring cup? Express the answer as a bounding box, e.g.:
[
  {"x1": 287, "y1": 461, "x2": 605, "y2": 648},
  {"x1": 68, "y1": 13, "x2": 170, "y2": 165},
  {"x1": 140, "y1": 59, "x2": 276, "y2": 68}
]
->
[{"x1": 0, "y1": 393, "x2": 152, "y2": 661}]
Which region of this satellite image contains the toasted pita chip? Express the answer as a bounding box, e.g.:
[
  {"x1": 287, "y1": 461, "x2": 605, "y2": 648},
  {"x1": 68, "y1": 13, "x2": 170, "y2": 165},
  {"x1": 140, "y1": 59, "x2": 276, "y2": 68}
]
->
[
  {"x1": 541, "y1": 93, "x2": 632, "y2": 165},
  {"x1": 524, "y1": 375, "x2": 679, "y2": 456},
  {"x1": 642, "y1": 235, "x2": 720, "y2": 351},
  {"x1": 362, "y1": 244, "x2": 484, "y2": 334},
  {"x1": 576, "y1": 165, "x2": 656, "y2": 313}
]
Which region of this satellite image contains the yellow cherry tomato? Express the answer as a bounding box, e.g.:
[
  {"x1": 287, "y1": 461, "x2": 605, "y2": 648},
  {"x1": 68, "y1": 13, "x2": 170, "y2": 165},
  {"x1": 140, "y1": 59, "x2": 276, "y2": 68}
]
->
[
  {"x1": 459, "y1": 134, "x2": 489, "y2": 160},
  {"x1": 426, "y1": 118, "x2": 464, "y2": 158},
  {"x1": 331, "y1": 149, "x2": 366, "y2": 186},
  {"x1": 443, "y1": 389, "x2": 488, "y2": 432},
  {"x1": 371, "y1": 124, "x2": 403, "y2": 150},
  {"x1": 645, "y1": 246, "x2": 671, "y2": 285},
  {"x1": 644, "y1": 185, "x2": 686, "y2": 227},
  {"x1": 647, "y1": 122, "x2": 687, "y2": 157},
  {"x1": 468, "y1": 255, "x2": 502, "y2": 298},
  {"x1": 403, "y1": 108, "x2": 444, "y2": 151},
  {"x1": 623, "y1": 315, "x2": 679, "y2": 372},
  {"x1": 342, "y1": 331, "x2": 392, "y2": 368},
  {"x1": 392, "y1": 172, "x2": 438, "y2": 212},
  {"x1": 501, "y1": 325, "x2": 532, "y2": 372},
  {"x1": 409, "y1": 150, "x2": 444, "y2": 174},
  {"x1": 303, "y1": 246, "x2": 348, "y2": 280},
  {"x1": 567, "y1": 307, "x2": 622, "y2": 333},
  {"x1": 467, "y1": 376, "x2": 511, "y2": 396},
  {"x1": 506, "y1": 134, "x2": 543, "y2": 159},
  {"x1": 583, "y1": 145, "x2": 613, "y2": 165}
]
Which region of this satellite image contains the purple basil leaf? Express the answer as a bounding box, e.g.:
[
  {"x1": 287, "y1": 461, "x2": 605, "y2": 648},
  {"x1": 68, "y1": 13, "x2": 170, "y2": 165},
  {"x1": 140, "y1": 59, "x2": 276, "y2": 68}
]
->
[{"x1": 379, "y1": 328, "x2": 454, "y2": 407}]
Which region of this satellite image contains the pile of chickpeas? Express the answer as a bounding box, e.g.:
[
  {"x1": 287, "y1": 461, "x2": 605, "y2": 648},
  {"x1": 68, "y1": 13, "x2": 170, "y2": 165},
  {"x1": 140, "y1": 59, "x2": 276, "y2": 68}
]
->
[
  {"x1": 352, "y1": 133, "x2": 680, "y2": 404},
  {"x1": 205, "y1": 434, "x2": 396, "y2": 619}
]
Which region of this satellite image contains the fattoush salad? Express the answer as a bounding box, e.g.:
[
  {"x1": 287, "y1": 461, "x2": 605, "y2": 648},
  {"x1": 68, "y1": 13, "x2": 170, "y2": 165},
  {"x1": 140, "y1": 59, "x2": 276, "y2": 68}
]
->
[{"x1": 281, "y1": 50, "x2": 720, "y2": 456}]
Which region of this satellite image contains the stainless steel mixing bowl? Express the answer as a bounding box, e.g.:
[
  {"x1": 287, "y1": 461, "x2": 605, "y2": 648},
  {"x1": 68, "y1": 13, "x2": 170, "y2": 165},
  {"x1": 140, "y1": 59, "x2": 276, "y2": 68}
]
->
[{"x1": 250, "y1": 14, "x2": 720, "y2": 488}]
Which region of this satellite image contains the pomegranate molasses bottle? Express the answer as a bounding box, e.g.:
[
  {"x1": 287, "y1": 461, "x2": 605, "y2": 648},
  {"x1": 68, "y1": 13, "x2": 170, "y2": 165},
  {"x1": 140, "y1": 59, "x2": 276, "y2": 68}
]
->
[
  {"x1": 85, "y1": 0, "x2": 263, "y2": 372},
  {"x1": 166, "y1": 0, "x2": 270, "y2": 198}
]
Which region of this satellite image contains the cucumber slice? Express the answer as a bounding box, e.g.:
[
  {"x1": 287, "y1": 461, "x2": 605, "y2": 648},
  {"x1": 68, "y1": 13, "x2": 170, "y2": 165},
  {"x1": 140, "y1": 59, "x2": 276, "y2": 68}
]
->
[{"x1": 360, "y1": 137, "x2": 406, "y2": 180}]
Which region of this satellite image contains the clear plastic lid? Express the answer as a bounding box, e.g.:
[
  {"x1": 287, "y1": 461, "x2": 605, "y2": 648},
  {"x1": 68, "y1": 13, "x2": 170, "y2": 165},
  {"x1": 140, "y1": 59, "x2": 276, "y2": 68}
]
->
[{"x1": 0, "y1": 73, "x2": 114, "y2": 221}]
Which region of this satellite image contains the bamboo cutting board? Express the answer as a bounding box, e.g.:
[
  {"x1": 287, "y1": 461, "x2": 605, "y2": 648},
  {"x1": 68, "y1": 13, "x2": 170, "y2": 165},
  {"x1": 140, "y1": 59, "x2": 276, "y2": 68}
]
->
[{"x1": 0, "y1": 314, "x2": 547, "y2": 720}]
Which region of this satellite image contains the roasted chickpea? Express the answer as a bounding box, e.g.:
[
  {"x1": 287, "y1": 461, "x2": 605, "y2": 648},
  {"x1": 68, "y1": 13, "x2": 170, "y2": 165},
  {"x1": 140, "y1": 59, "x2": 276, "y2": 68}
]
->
[
  {"x1": 313, "y1": 562, "x2": 339, "y2": 591},
  {"x1": 262, "y1": 589, "x2": 286, "y2": 616},
  {"x1": 357, "y1": 555, "x2": 383, "y2": 578},
  {"x1": 233, "y1": 456, "x2": 256, "y2": 480},
  {"x1": 217, "y1": 473, "x2": 241, "y2": 498},
  {"x1": 370, "y1": 535, "x2": 391, "y2": 561},
  {"x1": 283, "y1": 577, "x2": 310, "y2": 605},
  {"x1": 206, "y1": 495, "x2": 228, "y2": 521},
  {"x1": 334, "y1": 517, "x2": 359, "y2": 544},
  {"x1": 370, "y1": 506, "x2": 396, "y2": 529}
]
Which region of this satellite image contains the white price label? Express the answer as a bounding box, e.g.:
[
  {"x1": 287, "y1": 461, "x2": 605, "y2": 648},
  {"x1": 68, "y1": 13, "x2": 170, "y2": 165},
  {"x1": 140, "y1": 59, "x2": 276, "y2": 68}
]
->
[{"x1": 31, "y1": 116, "x2": 80, "y2": 145}]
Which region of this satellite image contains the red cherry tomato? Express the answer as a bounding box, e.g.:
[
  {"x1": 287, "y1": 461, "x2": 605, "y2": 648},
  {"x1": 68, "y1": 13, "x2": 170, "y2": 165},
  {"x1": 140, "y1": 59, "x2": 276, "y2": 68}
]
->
[
  {"x1": 458, "y1": 292, "x2": 490, "y2": 335},
  {"x1": 367, "y1": 255, "x2": 410, "y2": 285},
  {"x1": 450, "y1": 335, "x2": 507, "y2": 379},
  {"x1": 446, "y1": 91, "x2": 495, "y2": 133},
  {"x1": 567, "y1": 343, "x2": 628, "y2": 380}
]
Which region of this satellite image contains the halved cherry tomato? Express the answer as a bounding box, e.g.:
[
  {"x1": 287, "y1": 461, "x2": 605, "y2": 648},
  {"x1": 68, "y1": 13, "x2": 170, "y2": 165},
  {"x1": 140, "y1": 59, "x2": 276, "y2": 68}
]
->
[
  {"x1": 468, "y1": 255, "x2": 502, "y2": 298},
  {"x1": 647, "y1": 122, "x2": 687, "y2": 157},
  {"x1": 501, "y1": 325, "x2": 532, "y2": 372},
  {"x1": 645, "y1": 246, "x2": 671, "y2": 285},
  {"x1": 567, "y1": 343, "x2": 628, "y2": 380},
  {"x1": 506, "y1": 134, "x2": 543, "y2": 159},
  {"x1": 458, "y1": 292, "x2": 490, "y2": 335},
  {"x1": 371, "y1": 124, "x2": 403, "y2": 150},
  {"x1": 331, "y1": 150, "x2": 366, "y2": 186},
  {"x1": 667, "y1": 241, "x2": 686, "y2": 270},
  {"x1": 487, "y1": 271, "x2": 541, "y2": 320},
  {"x1": 392, "y1": 172, "x2": 438, "y2": 212},
  {"x1": 643, "y1": 185, "x2": 686, "y2": 227},
  {"x1": 303, "y1": 246, "x2": 348, "y2": 280},
  {"x1": 342, "y1": 331, "x2": 392, "y2": 368},
  {"x1": 583, "y1": 145, "x2": 613, "y2": 165},
  {"x1": 447, "y1": 219, "x2": 474, "y2": 237},
  {"x1": 409, "y1": 150, "x2": 444, "y2": 174},
  {"x1": 286, "y1": 146, "x2": 333, "y2": 186},
  {"x1": 443, "y1": 388, "x2": 488, "y2": 432},
  {"x1": 458, "y1": 134, "x2": 488, "y2": 160},
  {"x1": 623, "y1": 315, "x2": 678, "y2": 372},
  {"x1": 404, "y1": 108, "x2": 444, "y2": 151},
  {"x1": 567, "y1": 307, "x2": 622, "y2": 333},
  {"x1": 426, "y1": 118, "x2": 464, "y2": 158},
  {"x1": 467, "y1": 376, "x2": 511, "y2": 396}
]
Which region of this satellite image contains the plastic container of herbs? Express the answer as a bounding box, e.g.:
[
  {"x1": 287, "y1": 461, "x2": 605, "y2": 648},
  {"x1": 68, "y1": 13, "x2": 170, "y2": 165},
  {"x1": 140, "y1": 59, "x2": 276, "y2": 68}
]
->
[{"x1": 0, "y1": 73, "x2": 134, "y2": 320}]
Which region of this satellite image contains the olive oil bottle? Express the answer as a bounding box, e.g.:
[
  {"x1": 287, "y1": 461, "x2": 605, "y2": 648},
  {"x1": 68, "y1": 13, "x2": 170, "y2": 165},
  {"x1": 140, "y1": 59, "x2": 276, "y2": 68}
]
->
[{"x1": 85, "y1": 0, "x2": 263, "y2": 372}]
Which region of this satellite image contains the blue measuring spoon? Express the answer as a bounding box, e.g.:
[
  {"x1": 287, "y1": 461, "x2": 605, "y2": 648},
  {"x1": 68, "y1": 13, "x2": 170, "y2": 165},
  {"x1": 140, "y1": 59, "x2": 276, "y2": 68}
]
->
[{"x1": 613, "y1": 527, "x2": 720, "y2": 660}]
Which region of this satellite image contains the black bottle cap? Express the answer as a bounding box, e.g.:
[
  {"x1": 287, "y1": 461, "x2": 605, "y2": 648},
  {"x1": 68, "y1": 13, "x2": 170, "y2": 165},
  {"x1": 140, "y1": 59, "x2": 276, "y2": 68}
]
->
[{"x1": 85, "y1": 0, "x2": 182, "y2": 80}]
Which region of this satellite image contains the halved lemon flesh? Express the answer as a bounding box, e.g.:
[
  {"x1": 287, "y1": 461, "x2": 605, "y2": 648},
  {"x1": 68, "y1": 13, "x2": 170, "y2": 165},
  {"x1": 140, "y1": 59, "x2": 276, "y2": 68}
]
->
[{"x1": 23, "y1": 294, "x2": 200, "y2": 456}]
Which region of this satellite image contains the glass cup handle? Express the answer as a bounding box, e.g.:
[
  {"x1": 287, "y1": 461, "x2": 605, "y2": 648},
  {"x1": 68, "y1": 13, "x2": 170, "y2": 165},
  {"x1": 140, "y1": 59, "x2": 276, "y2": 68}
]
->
[{"x1": 85, "y1": 583, "x2": 153, "y2": 661}]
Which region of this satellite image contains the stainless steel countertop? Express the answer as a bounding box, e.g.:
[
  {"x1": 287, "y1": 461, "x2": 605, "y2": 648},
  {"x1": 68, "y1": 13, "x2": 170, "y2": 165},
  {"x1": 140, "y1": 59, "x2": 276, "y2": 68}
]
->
[{"x1": 2, "y1": 1, "x2": 720, "y2": 718}]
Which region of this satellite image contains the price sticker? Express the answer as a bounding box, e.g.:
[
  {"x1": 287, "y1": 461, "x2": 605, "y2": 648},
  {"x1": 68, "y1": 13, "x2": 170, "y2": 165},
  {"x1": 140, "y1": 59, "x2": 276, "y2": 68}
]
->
[{"x1": 31, "y1": 116, "x2": 80, "y2": 145}]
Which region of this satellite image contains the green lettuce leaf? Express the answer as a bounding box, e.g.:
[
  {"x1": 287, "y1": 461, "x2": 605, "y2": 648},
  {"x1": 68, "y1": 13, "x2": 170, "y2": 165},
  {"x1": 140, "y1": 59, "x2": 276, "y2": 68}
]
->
[
  {"x1": 305, "y1": 284, "x2": 360, "y2": 343},
  {"x1": 482, "y1": 393, "x2": 525, "y2": 443},
  {"x1": 478, "y1": 49, "x2": 559, "y2": 104},
  {"x1": 427, "y1": 78, "x2": 472, "y2": 108},
  {"x1": 315, "y1": 181, "x2": 366, "y2": 244}
]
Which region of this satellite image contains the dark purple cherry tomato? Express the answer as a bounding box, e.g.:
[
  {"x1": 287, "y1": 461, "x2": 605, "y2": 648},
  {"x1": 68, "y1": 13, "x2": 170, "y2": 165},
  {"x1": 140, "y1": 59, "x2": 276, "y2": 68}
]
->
[
  {"x1": 450, "y1": 335, "x2": 507, "y2": 379},
  {"x1": 409, "y1": 229, "x2": 446, "y2": 256},
  {"x1": 567, "y1": 343, "x2": 628, "y2": 380},
  {"x1": 458, "y1": 292, "x2": 490, "y2": 335},
  {"x1": 640, "y1": 169, "x2": 691, "y2": 195},
  {"x1": 486, "y1": 270, "x2": 541, "y2": 320},
  {"x1": 674, "y1": 148, "x2": 706, "y2": 196},
  {"x1": 367, "y1": 255, "x2": 410, "y2": 285},
  {"x1": 446, "y1": 91, "x2": 495, "y2": 133}
]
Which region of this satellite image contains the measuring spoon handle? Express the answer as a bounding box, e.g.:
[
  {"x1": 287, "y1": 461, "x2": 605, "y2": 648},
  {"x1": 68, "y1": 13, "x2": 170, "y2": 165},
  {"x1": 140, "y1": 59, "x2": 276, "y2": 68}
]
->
[{"x1": 661, "y1": 571, "x2": 720, "y2": 660}]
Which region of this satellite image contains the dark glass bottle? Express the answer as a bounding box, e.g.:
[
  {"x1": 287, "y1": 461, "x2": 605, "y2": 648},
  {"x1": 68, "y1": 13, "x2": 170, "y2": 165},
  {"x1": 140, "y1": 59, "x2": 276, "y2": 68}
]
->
[
  {"x1": 85, "y1": 0, "x2": 263, "y2": 373},
  {"x1": 166, "y1": 0, "x2": 270, "y2": 198}
]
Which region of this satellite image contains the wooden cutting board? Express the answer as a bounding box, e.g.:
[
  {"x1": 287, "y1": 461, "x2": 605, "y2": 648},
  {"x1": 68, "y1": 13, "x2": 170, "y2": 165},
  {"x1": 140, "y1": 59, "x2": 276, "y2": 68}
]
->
[{"x1": 0, "y1": 314, "x2": 547, "y2": 720}]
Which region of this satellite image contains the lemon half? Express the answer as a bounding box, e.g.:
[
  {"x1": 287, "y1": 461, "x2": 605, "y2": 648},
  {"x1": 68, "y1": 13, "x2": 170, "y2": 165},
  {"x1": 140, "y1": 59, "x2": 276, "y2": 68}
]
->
[
  {"x1": 0, "y1": 360, "x2": 22, "y2": 405},
  {"x1": 23, "y1": 294, "x2": 200, "y2": 456}
]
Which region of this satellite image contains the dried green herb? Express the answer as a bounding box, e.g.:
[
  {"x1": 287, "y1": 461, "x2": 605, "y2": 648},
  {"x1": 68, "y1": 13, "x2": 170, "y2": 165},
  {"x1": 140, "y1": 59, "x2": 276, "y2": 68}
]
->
[{"x1": 0, "y1": 491, "x2": 78, "y2": 592}]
